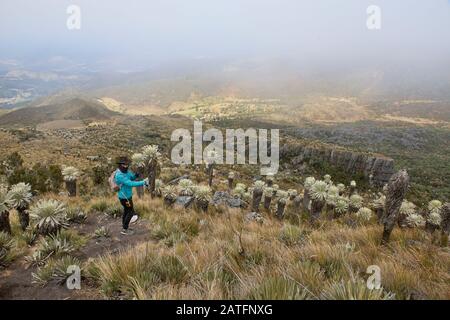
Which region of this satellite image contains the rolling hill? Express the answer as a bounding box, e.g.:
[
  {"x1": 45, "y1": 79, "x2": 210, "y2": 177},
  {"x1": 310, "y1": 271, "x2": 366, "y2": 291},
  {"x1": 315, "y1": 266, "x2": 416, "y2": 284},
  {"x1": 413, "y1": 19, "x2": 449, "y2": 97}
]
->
[{"x1": 0, "y1": 98, "x2": 119, "y2": 127}]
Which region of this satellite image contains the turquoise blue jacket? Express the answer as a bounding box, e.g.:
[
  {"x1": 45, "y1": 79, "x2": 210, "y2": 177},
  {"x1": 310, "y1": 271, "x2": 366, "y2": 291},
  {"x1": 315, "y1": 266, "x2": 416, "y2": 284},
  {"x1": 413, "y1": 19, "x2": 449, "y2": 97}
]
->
[{"x1": 114, "y1": 169, "x2": 145, "y2": 200}]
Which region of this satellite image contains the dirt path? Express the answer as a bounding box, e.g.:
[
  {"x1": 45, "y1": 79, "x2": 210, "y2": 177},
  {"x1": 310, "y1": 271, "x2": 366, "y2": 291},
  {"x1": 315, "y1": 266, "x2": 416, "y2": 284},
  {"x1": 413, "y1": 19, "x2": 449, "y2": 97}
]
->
[{"x1": 0, "y1": 212, "x2": 152, "y2": 300}]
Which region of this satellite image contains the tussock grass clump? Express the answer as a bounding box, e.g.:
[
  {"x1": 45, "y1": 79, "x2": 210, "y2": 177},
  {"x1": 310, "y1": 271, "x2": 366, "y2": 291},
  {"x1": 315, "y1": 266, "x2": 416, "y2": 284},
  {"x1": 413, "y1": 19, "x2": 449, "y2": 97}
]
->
[
  {"x1": 20, "y1": 229, "x2": 38, "y2": 246},
  {"x1": 284, "y1": 260, "x2": 326, "y2": 297},
  {"x1": 94, "y1": 226, "x2": 111, "y2": 238},
  {"x1": 32, "y1": 256, "x2": 82, "y2": 287},
  {"x1": 26, "y1": 229, "x2": 86, "y2": 267},
  {"x1": 86, "y1": 246, "x2": 187, "y2": 298},
  {"x1": 150, "y1": 214, "x2": 199, "y2": 247},
  {"x1": 90, "y1": 200, "x2": 109, "y2": 213},
  {"x1": 104, "y1": 204, "x2": 123, "y2": 219},
  {"x1": 87, "y1": 246, "x2": 156, "y2": 297},
  {"x1": 278, "y1": 224, "x2": 307, "y2": 246},
  {"x1": 248, "y1": 276, "x2": 311, "y2": 300},
  {"x1": 152, "y1": 255, "x2": 188, "y2": 284},
  {"x1": 31, "y1": 259, "x2": 56, "y2": 285},
  {"x1": 0, "y1": 231, "x2": 14, "y2": 267},
  {"x1": 321, "y1": 278, "x2": 395, "y2": 300},
  {"x1": 66, "y1": 207, "x2": 87, "y2": 224}
]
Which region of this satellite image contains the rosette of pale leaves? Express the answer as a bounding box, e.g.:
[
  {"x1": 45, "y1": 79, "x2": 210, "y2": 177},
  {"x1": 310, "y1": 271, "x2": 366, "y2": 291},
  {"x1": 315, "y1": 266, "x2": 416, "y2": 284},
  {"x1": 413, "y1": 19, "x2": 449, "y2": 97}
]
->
[
  {"x1": 371, "y1": 194, "x2": 386, "y2": 209},
  {"x1": 406, "y1": 213, "x2": 426, "y2": 228},
  {"x1": 327, "y1": 185, "x2": 339, "y2": 197},
  {"x1": 162, "y1": 185, "x2": 177, "y2": 199},
  {"x1": 337, "y1": 183, "x2": 346, "y2": 193},
  {"x1": 310, "y1": 181, "x2": 328, "y2": 202},
  {"x1": 263, "y1": 187, "x2": 274, "y2": 198},
  {"x1": 428, "y1": 200, "x2": 442, "y2": 214},
  {"x1": 155, "y1": 179, "x2": 164, "y2": 196},
  {"x1": 350, "y1": 180, "x2": 356, "y2": 187},
  {"x1": 61, "y1": 166, "x2": 80, "y2": 182},
  {"x1": 335, "y1": 197, "x2": 349, "y2": 215},
  {"x1": 131, "y1": 153, "x2": 147, "y2": 168},
  {"x1": 0, "y1": 185, "x2": 12, "y2": 214},
  {"x1": 349, "y1": 194, "x2": 364, "y2": 209},
  {"x1": 142, "y1": 145, "x2": 161, "y2": 163},
  {"x1": 194, "y1": 185, "x2": 212, "y2": 202},
  {"x1": 0, "y1": 231, "x2": 14, "y2": 264},
  {"x1": 228, "y1": 171, "x2": 235, "y2": 179},
  {"x1": 324, "y1": 174, "x2": 332, "y2": 184},
  {"x1": 7, "y1": 182, "x2": 32, "y2": 209},
  {"x1": 304, "y1": 177, "x2": 316, "y2": 190},
  {"x1": 178, "y1": 179, "x2": 195, "y2": 196},
  {"x1": 426, "y1": 200, "x2": 442, "y2": 225},
  {"x1": 29, "y1": 199, "x2": 67, "y2": 235},
  {"x1": 242, "y1": 192, "x2": 252, "y2": 202},
  {"x1": 427, "y1": 211, "x2": 442, "y2": 226},
  {"x1": 252, "y1": 180, "x2": 266, "y2": 191},
  {"x1": 355, "y1": 207, "x2": 373, "y2": 221},
  {"x1": 287, "y1": 189, "x2": 298, "y2": 198},
  {"x1": 233, "y1": 183, "x2": 247, "y2": 198},
  {"x1": 400, "y1": 200, "x2": 416, "y2": 216},
  {"x1": 326, "y1": 194, "x2": 338, "y2": 206},
  {"x1": 37, "y1": 232, "x2": 75, "y2": 258},
  {"x1": 276, "y1": 190, "x2": 289, "y2": 204}
]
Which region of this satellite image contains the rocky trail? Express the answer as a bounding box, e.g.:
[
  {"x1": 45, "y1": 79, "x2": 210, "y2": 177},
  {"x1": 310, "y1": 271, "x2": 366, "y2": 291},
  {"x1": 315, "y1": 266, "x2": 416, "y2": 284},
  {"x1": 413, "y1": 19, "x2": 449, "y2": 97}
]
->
[{"x1": 0, "y1": 211, "x2": 152, "y2": 300}]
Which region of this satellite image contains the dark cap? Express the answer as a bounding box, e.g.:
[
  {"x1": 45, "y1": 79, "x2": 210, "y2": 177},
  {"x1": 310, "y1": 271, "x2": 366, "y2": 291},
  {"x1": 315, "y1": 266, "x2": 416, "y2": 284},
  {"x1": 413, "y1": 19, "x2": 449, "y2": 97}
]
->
[{"x1": 116, "y1": 156, "x2": 131, "y2": 165}]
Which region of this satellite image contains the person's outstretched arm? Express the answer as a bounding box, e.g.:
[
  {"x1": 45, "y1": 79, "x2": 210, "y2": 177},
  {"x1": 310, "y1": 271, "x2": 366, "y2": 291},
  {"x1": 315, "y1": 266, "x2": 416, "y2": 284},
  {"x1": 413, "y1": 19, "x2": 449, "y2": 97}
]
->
[{"x1": 116, "y1": 173, "x2": 145, "y2": 187}]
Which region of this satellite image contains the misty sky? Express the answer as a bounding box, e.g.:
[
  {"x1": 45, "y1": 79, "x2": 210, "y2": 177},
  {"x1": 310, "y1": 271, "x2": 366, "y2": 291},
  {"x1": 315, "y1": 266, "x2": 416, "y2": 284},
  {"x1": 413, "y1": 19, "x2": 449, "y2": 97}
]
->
[{"x1": 1, "y1": 0, "x2": 449, "y2": 71}]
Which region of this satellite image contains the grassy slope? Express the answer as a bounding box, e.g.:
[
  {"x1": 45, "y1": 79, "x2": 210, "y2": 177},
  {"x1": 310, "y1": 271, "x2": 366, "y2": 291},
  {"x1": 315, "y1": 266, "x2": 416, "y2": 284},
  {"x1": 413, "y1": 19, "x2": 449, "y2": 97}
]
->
[
  {"x1": 3, "y1": 193, "x2": 448, "y2": 300},
  {"x1": 86, "y1": 197, "x2": 449, "y2": 300},
  {"x1": 1, "y1": 104, "x2": 449, "y2": 299}
]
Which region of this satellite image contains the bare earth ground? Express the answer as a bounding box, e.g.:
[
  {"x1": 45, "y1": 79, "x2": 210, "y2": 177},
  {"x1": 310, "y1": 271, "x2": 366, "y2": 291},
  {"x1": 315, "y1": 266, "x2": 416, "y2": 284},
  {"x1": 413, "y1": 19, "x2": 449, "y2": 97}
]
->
[{"x1": 0, "y1": 211, "x2": 152, "y2": 300}]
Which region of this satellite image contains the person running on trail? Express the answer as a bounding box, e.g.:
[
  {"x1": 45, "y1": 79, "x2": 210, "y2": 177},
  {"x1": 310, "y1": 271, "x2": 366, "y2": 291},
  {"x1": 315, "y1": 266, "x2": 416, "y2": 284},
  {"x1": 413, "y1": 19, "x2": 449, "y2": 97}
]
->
[{"x1": 114, "y1": 156, "x2": 148, "y2": 235}]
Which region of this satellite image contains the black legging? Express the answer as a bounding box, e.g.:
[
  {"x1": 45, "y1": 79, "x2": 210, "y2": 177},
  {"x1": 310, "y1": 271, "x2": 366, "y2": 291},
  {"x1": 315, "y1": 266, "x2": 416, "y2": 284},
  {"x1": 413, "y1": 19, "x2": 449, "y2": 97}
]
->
[{"x1": 120, "y1": 198, "x2": 134, "y2": 230}]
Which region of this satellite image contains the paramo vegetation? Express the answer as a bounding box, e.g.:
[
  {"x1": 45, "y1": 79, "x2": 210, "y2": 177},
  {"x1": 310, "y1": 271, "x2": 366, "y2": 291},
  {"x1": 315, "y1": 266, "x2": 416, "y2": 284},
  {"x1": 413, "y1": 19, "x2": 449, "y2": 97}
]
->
[{"x1": 0, "y1": 145, "x2": 449, "y2": 300}]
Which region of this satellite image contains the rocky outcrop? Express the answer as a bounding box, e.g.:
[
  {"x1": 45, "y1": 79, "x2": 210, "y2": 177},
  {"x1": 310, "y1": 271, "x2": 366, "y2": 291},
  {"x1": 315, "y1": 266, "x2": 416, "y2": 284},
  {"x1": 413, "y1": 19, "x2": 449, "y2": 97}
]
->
[
  {"x1": 175, "y1": 196, "x2": 194, "y2": 209},
  {"x1": 280, "y1": 144, "x2": 395, "y2": 186},
  {"x1": 212, "y1": 191, "x2": 245, "y2": 208},
  {"x1": 245, "y1": 212, "x2": 264, "y2": 223}
]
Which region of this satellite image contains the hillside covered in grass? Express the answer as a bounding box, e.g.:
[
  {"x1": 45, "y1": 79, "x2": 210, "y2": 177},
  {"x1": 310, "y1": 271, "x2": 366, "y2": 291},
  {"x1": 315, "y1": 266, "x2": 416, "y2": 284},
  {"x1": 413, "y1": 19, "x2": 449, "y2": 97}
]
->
[{"x1": 0, "y1": 145, "x2": 449, "y2": 300}]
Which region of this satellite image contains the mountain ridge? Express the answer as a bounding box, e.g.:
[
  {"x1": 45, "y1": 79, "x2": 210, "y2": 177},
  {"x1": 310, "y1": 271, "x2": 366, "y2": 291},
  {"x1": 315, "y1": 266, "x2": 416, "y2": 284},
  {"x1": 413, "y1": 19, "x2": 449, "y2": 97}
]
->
[{"x1": 0, "y1": 98, "x2": 119, "y2": 127}]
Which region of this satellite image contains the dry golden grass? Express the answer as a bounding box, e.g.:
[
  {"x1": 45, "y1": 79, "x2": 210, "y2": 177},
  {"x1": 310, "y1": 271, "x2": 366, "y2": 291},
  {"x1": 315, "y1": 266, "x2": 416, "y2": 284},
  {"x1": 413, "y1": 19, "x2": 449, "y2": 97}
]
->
[{"x1": 83, "y1": 197, "x2": 450, "y2": 300}]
